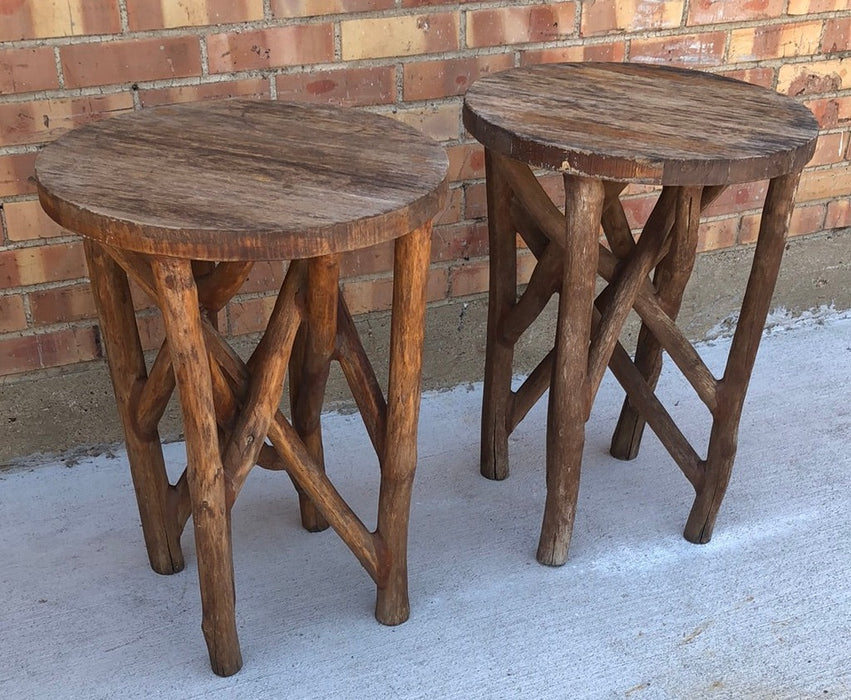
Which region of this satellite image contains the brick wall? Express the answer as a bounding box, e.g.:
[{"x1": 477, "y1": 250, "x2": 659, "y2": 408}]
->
[{"x1": 0, "y1": 0, "x2": 849, "y2": 378}]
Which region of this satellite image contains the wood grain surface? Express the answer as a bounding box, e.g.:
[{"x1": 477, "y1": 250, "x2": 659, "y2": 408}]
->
[
  {"x1": 463, "y1": 62, "x2": 819, "y2": 185},
  {"x1": 36, "y1": 99, "x2": 448, "y2": 260}
]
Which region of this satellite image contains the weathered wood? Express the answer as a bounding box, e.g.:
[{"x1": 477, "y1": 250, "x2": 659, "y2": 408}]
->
[
  {"x1": 152, "y1": 256, "x2": 241, "y2": 677},
  {"x1": 375, "y1": 222, "x2": 432, "y2": 624},
  {"x1": 480, "y1": 150, "x2": 517, "y2": 481},
  {"x1": 36, "y1": 100, "x2": 448, "y2": 261},
  {"x1": 83, "y1": 240, "x2": 184, "y2": 575},
  {"x1": 537, "y1": 174, "x2": 604, "y2": 567},
  {"x1": 463, "y1": 62, "x2": 818, "y2": 185},
  {"x1": 134, "y1": 341, "x2": 175, "y2": 439}
]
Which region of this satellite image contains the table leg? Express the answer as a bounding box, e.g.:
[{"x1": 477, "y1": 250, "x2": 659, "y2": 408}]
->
[
  {"x1": 374, "y1": 222, "x2": 431, "y2": 624},
  {"x1": 480, "y1": 149, "x2": 517, "y2": 480},
  {"x1": 83, "y1": 240, "x2": 184, "y2": 575},
  {"x1": 537, "y1": 174, "x2": 605, "y2": 566},
  {"x1": 611, "y1": 186, "x2": 702, "y2": 460},
  {"x1": 684, "y1": 172, "x2": 801, "y2": 543},
  {"x1": 290, "y1": 256, "x2": 339, "y2": 533},
  {"x1": 151, "y1": 256, "x2": 242, "y2": 677}
]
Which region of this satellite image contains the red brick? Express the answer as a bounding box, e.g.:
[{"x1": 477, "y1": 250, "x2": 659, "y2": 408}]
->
[
  {"x1": 0, "y1": 294, "x2": 27, "y2": 333},
  {"x1": 135, "y1": 311, "x2": 165, "y2": 351},
  {"x1": 823, "y1": 17, "x2": 851, "y2": 54},
  {"x1": 582, "y1": 0, "x2": 683, "y2": 36},
  {"x1": 620, "y1": 193, "x2": 658, "y2": 231},
  {"x1": 3, "y1": 199, "x2": 68, "y2": 241},
  {"x1": 276, "y1": 66, "x2": 396, "y2": 107},
  {"x1": 464, "y1": 182, "x2": 487, "y2": 220},
  {"x1": 436, "y1": 187, "x2": 463, "y2": 226},
  {"x1": 446, "y1": 143, "x2": 485, "y2": 182},
  {"x1": 0, "y1": 152, "x2": 38, "y2": 197},
  {"x1": 467, "y1": 4, "x2": 576, "y2": 48},
  {"x1": 208, "y1": 25, "x2": 334, "y2": 73},
  {"x1": 0, "y1": 0, "x2": 121, "y2": 41},
  {"x1": 431, "y1": 220, "x2": 488, "y2": 263},
  {"x1": 0, "y1": 47, "x2": 59, "y2": 95},
  {"x1": 717, "y1": 66, "x2": 775, "y2": 88},
  {"x1": 448, "y1": 259, "x2": 488, "y2": 297},
  {"x1": 702, "y1": 181, "x2": 769, "y2": 218},
  {"x1": 340, "y1": 240, "x2": 395, "y2": 278},
  {"x1": 227, "y1": 295, "x2": 275, "y2": 335},
  {"x1": 809, "y1": 132, "x2": 851, "y2": 167},
  {"x1": 0, "y1": 335, "x2": 40, "y2": 374},
  {"x1": 272, "y1": 0, "x2": 393, "y2": 18},
  {"x1": 341, "y1": 13, "x2": 459, "y2": 60},
  {"x1": 126, "y1": 0, "x2": 263, "y2": 30},
  {"x1": 140, "y1": 78, "x2": 269, "y2": 107},
  {"x1": 0, "y1": 94, "x2": 134, "y2": 148},
  {"x1": 826, "y1": 199, "x2": 851, "y2": 229},
  {"x1": 803, "y1": 96, "x2": 851, "y2": 130},
  {"x1": 38, "y1": 326, "x2": 100, "y2": 368},
  {"x1": 687, "y1": 0, "x2": 784, "y2": 25},
  {"x1": 778, "y1": 58, "x2": 850, "y2": 96},
  {"x1": 631, "y1": 32, "x2": 726, "y2": 67},
  {"x1": 404, "y1": 54, "x2": 514, "y2": 101},
  {"x1": 729, "y1": 21, "x2": 822, "y2": 63},
  {"x1": 522, "y1": 41, "x2": 627, "y2": 65},
  {"x1": 697, "y1": 217, "x2": 738, "y2": 251},
  {"x1": 341, "y1": 267, "x2": 446, "y2": 314},
  {"x1": 0, "y1": 242, "x2": 87, "y2": 289},
  {"x1": 61, "y1": 37, "x2": 202, "y2": 88},
  {"x1": 29, "y1": 283, "x2": 96, "y2": 324},
  {"x1": 237, "y1": 261, "x2": 287, "y2": 295}
]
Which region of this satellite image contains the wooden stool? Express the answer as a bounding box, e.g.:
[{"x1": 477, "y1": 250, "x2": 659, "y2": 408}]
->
[
  {"x1": 35, "y1": 99, "x2": 448, "y2": 675},
  {"x1": 463, "y1": 63, "x2": 819, "y2": 566}
]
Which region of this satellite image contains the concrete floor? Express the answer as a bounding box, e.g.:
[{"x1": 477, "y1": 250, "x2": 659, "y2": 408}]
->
[{"x1": 1, "y1": 311, "x2": 849, "y2": 699}]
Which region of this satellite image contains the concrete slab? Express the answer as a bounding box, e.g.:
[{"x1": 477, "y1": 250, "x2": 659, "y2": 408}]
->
[{"x1": 1, "y1": 313, "x2": 849, "y2": 698}]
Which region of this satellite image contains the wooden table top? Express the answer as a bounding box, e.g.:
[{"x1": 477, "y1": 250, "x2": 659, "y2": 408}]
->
[
  {"x1": 463, "y1": 62, "x2": 819, "y2": 186},
  {"x1": 36, "y1": 99, "x2": 448, "y2": 260}
]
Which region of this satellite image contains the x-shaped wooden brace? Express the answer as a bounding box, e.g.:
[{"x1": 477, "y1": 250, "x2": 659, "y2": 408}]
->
[
  {"x1": 83, "y1": 223, "x2": 431, "y2": 676},
  {"x1": 480, "y1": 151, "x2": 800, "y2": 565}
]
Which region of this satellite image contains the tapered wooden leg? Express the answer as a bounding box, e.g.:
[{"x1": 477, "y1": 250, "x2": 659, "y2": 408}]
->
[
  {"x1": 481, "y1": 149, "x2": 517, "y2": 481},
  {"x1": 374, "y1": 222, "x2": 431, "y2": 625},
  {"x1": 290, "y1": 256, "x2": 339, "y2": 532},
  {"x1": 152, "y1": 256, "x2": 242, "y2": 677},
  {"x1": 537, "y1": 175, "x2": 605, "y2": 566},
  {"x1": 611, "y1": 186, "x2": 702, "y2": 460},
  {"x1": 684, "y1": 172, "x2": 801, "y2": 543},
  {"x1": 84, "y1": 240, "x2": 184, "y2": 575}
]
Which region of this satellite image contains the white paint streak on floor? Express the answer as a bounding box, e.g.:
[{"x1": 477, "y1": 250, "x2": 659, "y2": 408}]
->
[{"x1": 1, "y1": 315, "x2": 850, "y2": 699}]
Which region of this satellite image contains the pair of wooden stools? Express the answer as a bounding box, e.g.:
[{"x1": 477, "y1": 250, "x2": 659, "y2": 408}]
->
[{"x1": 36, "y1": 63, "x2": 818, "y2": 674}]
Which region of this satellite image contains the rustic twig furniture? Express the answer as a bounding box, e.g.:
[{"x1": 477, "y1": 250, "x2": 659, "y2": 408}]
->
[
  {"x1": 35, "y1": 99, "x2": 448, "y2": 675},
  {"x1": 463, "y1": 63, "x2": 819, "y2": 566}
]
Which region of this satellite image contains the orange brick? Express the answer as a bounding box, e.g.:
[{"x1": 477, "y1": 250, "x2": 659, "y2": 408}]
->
[
  {"x1": 0, "y1": 294, "x2": 27, "y2": 333},
  {"x1": 0, "y1": 93, "x2": 134, "y2": 148},
  {"x1": 823, "y1": 17, "x2": 851, "y2": 54},
  {"x1": 0, "y1": 47, "x2": 59, "y2": 95},
  {"x1": 28, "y1": 283, "x2": 96, "y2": 324},
  {"x1": 237, "y1": 261, "x2": 287, "y2": 294},
  {"x1": 139, "y1": 78, "x2": 269, "y2": 107},
  {"x1": 630, "y1": 32, "x2": 725, "y2": 67},
  {"x1": 621, "y1": 193, "x2": 657, "y2": 230},
  {"x1": 446, "y1": 142, "x2": 485, "y2": 182},
  {"x1": 826, "y1": 199, "x2": 851, "y2": 229},
  {"x1": 340, "y1": 240, "x2": 395, "y2": 278},
  {"x1": 404, "y1": 54, "x2": 513, "y2": 101},
  {"x1": 803, "y1": 96, "x2": 851, "y2": 129},
  {"x1": 0, "y1": 152, "x2": 38, "y2": 197},
  {"x1": 797, "y1": 164, "x2": 851, "y2": 202},
  {"x1": 809, "y1": 132, "x2": 851, "y2": 167},
  {"x1": 391, "y1": 102, "x2": 461, "y2": 141},
  {"x1": 778, "y1": 58, "x2": 850, "y2": 96},
  {"x1": 729, "y1": 21, "x2": 822, "y2": 63},
  {"x1": 703, "y1": 181, "x2": 769, "y2": 218},
  {"x1": 742, "y1": 203, "x2": 826, "y2": 243},
  {"x1": 436, "y1": 186, "x2": 463, "y2": 226},
  {"x1": 0, "y1": 0, "x2": 120, "y2": 42},
  {"x1": 448, "y1": 259, "x2": 488, "y2": 297},
  {"x1": 788, "y1": 0, "x2": 847, "y2": 13},
  {"x1": 522, "y1": 41, "x2": 627, "y2": 65},
  {"x1": 687, "y1": 0, "x2": 783, "y2": 25},
  {"x1": 273, "y1": 0, "x2": 393, "y2": 17},
  {"x1": 341, "y1": 266, "x2": 446, "y2": 314},
  {"x1": 208, "y1": 25, "x2": 334, "y2": 72},
  {"x1": 126, "y1": 0, "x2": 263, "y2": 30},
  {"x1": 717, "y1": 66, "x2": 775, "y2": 88},
  {"x1": 697, "y1": 217, "x2": 738, "y2": 251},
  {"x1": 3, "y1": 199, "x2": 69, "y2": 241},
  {"x1": 581, "y1": 0, "x2": 683, "y2": 36},
  {"x1": 467, "y1": 4, "x2": 576, "y2": 48},
  {"x1": 0, "y1": 242, "x2": 87, "y2": 288},
  {"x1": 227, "y1": 295, "x2": 276, "y2": 335},
  {"x1": 61, "y1": 37, "x2": 202, "y2": 89},
  {"x1": 276, "y1": 66, "x2": 396, "y2": 106},
  {"x1": 431, "y1": 220, "x2": 488, "y2": 263},
  {"x1": 464, "y1": 182, "x2": 487, "y2": 220},
  {"x1": 341, "y1": 13, "x2": 459, "y2": 60}
]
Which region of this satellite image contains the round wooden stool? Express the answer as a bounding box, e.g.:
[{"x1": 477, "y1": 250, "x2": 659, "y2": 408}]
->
[
  {"x1": 35, "y1": 99, "x2": 448, "y2": 675},
  {"x1": 463, "y1": 63, "x2": 819, "y2": 566}
]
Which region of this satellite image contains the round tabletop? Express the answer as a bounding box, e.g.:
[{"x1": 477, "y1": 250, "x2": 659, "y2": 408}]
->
[
  {"x1": 35, "y1": 99, "x2": 449, "y2": 261},
  {"x1": 462, "y1": 62, "x2": 819, "y2": 186}
]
